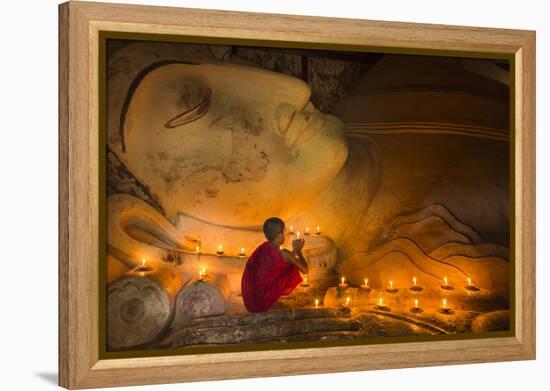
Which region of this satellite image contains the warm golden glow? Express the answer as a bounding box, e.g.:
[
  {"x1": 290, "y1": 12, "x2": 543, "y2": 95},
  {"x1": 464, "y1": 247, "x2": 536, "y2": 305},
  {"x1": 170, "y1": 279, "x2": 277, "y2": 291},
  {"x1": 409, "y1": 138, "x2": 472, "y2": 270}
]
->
[
  {"x1": 467, "y1": 277, "x2": 473, "y2": 286},
  {"x1": 413, "y1": 276, "x2": 417, "y2": 286},
  {"x1": 141, "y1": 258, "x2": 146, "y2": 267},
  {"x1": 345, "y1": 296, "x2": 351, "y2": 307},
  {"x1": 305, "y1": 227, "x2": 310, "y2": 235},
  {"x1": 198, "y1": 266, "x2": 207, "y2": 279},
  {"x1": 364, "y1": 278, "x2": 369, "y2": 287},
  {"x1": 315, "y1": 299, "x2": 320, "y2": 308},
  {"x1": 442, "y1": 298, "x2": 448, "y2": 309},
  {"x1": 239, "y1": 247, "x2": 245, "y2": 256},
  {"x1": 414, "y1": 298, "x2": 419, "y2": 308},
  {"x1": 316, "y1": 226, "x2": 321, "y2": 234},
  {"x1": 443, "y1": 276, "x2": 448, "y2": 286},
  {"x1": 303, "y1": 275, "x2": 308, "y2": 284},
  {"x1": 195, "y1": 245, "x2": 200, "y2": 253},
  {"x1": 389, "y1": 280, "x2": 394, "y2": 289},
  {"x1": 340, "y1": 276, "x2": 346, "y2": 286},
  {"x1": 378, "y1": 297, "x2": 384, "y2": 306},
  {"x1": 290, "y1": 225, "x2": 294, "y2": 233},
  {"x1": 297, "y1": 231, "x2": 301, "y2": 239}
]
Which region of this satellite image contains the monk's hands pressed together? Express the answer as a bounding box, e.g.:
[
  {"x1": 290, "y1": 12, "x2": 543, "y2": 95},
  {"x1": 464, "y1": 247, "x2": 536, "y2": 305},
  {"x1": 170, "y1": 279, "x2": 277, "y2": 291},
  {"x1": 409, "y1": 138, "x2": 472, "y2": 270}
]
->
[{"x1": 292, "y1": 238, "x2": 305, "y2": 254}]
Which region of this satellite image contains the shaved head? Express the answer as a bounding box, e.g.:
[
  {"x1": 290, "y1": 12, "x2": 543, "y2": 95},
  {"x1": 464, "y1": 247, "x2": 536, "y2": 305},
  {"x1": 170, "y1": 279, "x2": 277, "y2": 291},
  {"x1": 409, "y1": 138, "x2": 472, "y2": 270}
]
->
[{"x1": 263, "y1": 217, "x2": 285, "y2": 241}]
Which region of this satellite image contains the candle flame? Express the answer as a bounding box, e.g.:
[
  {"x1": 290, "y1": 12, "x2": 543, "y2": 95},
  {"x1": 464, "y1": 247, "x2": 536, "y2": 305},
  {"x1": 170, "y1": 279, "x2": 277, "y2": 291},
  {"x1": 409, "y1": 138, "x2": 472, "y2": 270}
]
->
[
  {"x1": 414, "y1": 298, "x2": 419, "y2": 308},
  {"x1": 141, "y1": 258, "x2": 146, "y2": 267},
  {"x1": 240, "y1": 247, "x2": 245, "y2": 254},
  {"x1": 345, "y1": 296, "x2": 351, "y2": 306},
  {"x1": 443, "y1": 276, "x2": 448, "y2": 286},
  {"x1": 290, "y1": 225, "x2": 294, "y2": 233},
  {"x1": 364, "y1": 278, "x2": 369, "y2": 286},
  {"x1": 467, "y1": 277, "x2": 472, "y2": 286},
  {"x1": 304, "y1": 275, "x2": 308, "y2": 284},
  {"x1": 413, "y1": 276, "x2": 417, "y2": 286},
  {"x1": 218, "y1": 244, "x2": 223, "y2": 251},
  {"x1": 341, "y1": 276, "x2": 345, "y2": 285},
  {"x1": 305, "y1": 227, "x2": 310, "y2": 234},
  {"x1": 389, "y1": 280, "x2": 393, "y2": 289},
  {"x1": 378, "y1": 297, "x2": 384, "y2": 306},
  {"x1": 195, "y1": 246, "x2": 200, "y2": 253},
  {"x1": 317, "y1": 226, "x2": 321, "y2": 233},
  {"x1": 315, "y1": 299, "x2": 319, "y2": 308},
  {"x1": 297, "y1": 231, "x2": 301, "y2": 239},
  {"x1": 442, "y1": 298, "x2": 448, "y2": 309}
]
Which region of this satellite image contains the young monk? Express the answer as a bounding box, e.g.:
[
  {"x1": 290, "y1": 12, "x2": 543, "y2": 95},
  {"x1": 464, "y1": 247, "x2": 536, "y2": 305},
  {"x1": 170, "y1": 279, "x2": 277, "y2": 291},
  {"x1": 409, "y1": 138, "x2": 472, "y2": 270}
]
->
[{"x1": 241, "y1": 217, "x2": 309, "y2": 312}]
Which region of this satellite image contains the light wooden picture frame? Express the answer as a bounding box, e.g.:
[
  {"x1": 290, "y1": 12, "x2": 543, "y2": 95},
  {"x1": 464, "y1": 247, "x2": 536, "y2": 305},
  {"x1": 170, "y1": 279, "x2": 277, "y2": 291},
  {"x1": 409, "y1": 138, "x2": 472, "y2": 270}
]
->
[{"x1": 58, "y1": 1, "x2": 536, "y2": 389}]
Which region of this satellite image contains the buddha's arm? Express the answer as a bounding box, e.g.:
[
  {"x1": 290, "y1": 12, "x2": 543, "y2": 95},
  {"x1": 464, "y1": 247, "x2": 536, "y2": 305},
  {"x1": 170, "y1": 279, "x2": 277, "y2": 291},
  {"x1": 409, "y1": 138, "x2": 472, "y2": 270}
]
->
[{"x1": 281, "y1": 249, "x2": 309, "y2": 275}]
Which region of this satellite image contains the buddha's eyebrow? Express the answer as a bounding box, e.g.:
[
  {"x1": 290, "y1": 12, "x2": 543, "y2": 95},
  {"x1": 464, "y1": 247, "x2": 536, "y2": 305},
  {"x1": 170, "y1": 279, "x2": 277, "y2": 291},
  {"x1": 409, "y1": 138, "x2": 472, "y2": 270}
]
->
[{"x1": 164, "y1": 87, "x2": 211, "y2": 129}]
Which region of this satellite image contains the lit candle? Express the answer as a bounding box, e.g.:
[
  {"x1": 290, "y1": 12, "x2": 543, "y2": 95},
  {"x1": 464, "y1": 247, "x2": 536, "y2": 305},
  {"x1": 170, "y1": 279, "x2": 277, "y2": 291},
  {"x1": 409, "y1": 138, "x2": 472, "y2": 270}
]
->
[
  {"x1": 376, "y1": 296, "x2": 387, "y2": 309},
  {"x1": 315, "y1": 298, "x2": 320, "y2": 308},
  {"x1": 297, "y1": 231, "x2": 301, "y2": 239},
  {"x1": 239, "y1": 247, "x2": 246, "y2": 257},
  {"x1": 465, "y1": 276, "x2": 480, "y2": 291},
  {"x1": 441, "y1": 276, "x2": 454, "y2": 290},
  {"x1": 305, "y1": 227, "x2": 310, "y2": 235},
  {"x1": 216, "y1": 244, "x2": 224, "y2": 256},
  {"x1": 439, "y1": 298, "x2": 452, "y2": 314},
  {"x1": 361, "y1": 278, "x2": 370, "y2": 289},
  {"x1": 141, "y1": 258, "x2": 146, "y2": 267},
  {"x1": 339, "y1": 276, "x2": 347, "y2": 288},
  {"x1": 195, "y1": 246, "x2": 200, "y2": 254},
  {"x1": 316, "y1": 226, "x2": 321, "y2": 235},
  {"x1": 290, "y1": 225, "x2": 294, "y2": 234},
  {"x1": 301, "y1": 275, "x2": 310, "y2": 287},
  {"x1": 345, "y1": 296, "x2": 351, "y2": 307},
  {"x1": 386, "y1": 279, "x2": 397, "y2": 293},
  {"x1": 410, "y1": 276, "x2": 423, "y2": 291},
  {"x1": 414, "y1": 298, "x2": 419, "y2": 309},
  {"x1": 198, "y1": 266, "x2": 207, "y2": 280}
]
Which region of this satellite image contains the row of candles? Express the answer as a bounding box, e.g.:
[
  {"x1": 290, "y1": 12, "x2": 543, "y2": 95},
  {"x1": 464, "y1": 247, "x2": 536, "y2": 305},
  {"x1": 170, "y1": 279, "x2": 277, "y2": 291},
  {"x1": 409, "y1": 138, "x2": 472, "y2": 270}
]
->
[
  {"x1": 190, "y1": 225, "x2": 321, "y2": 258},
  {"x1": 336, "y1": 275, "x2": 480, "y2": 292},
  {"x1": 311, "y1": 295, "x2": 454, "y2": 314}
]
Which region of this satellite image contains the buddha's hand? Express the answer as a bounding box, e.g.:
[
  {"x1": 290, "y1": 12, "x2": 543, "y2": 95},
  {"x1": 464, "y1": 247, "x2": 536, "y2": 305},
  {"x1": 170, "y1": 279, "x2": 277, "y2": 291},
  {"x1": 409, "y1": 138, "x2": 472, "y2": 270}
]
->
[{"x1": 292, "y1": 238, "x2": 305, "y2": 254}]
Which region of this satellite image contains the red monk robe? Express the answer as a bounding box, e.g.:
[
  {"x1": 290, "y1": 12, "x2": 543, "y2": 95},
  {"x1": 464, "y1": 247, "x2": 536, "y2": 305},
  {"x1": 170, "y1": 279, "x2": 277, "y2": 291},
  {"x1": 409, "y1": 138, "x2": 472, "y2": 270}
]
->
[{"x1": 241, "y1": 240, "x2": 302, "y2": 312}]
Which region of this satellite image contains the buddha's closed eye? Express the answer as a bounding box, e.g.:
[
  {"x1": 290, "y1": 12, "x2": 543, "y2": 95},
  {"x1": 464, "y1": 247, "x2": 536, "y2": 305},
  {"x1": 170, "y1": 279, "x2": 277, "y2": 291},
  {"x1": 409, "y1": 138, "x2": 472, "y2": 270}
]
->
[{"x1": 165, "y1": 87, "x2": 212, "y2": 128}]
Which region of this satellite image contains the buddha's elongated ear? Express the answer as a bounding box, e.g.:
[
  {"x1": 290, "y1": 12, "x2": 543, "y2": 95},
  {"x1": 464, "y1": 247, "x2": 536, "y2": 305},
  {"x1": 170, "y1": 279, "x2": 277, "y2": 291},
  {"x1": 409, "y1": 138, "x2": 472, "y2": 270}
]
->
[{"x1": 164, "y1": 87, "x2": 212, "y2": 128}]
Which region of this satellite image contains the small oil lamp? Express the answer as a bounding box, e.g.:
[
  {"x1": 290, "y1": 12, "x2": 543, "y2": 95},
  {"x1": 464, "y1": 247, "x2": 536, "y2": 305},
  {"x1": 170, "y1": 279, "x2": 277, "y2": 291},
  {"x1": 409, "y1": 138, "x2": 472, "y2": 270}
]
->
[
  {"x1": 296, "y1": 231, "x2": 301, "y2": 239},
  {"x1": 441, "y1": 276, "x2": 454, "y2": 290},
  {"x1": 314, "y1": 298, "x2": 320, "y2": 308},
  {"x1": 301, "y1": 275, "x2": 310, "y2": 287},
  {"x1": 305, "y1": 227, "x2": 310, "y2": 236},
  {"x1": 376, "y1": 296, "x2": 388, "y2": 310},
  {"x1": 410, "y1": 298, "x2": 423, "y2": 313},
  {"x1": 410, "y1": 276, "x2": 423, "y2": 292},
  {"x1": 195, "y1": 245, "x2": 201, "y2": 254},
  {"x1": 338, "y1": 276, "x2": 348, "y2": 289},
  {"x1": 216, "y1": 244, "x2": 224, "y2": 256},
  {"x1": 345, "y1": 296, "x2": 351, "y2": 308},
  {"x1": 386, "y1": 280, "x2": 398, "y2": 293},
  {"x1": 438, "y1": 298, "x2": 453, "y2": 314},
  {"x1": 238, "y1": 247, "x2": 246, "y2": 258},
  {"x1": 316, "y1": 226, "x2": 321, "y2": 235},
  {"x1": 136, "y1": 258, "x2": 153, "y2": 274},
  {"x1": 198, "y1": 266, "x2": 207, "y2": 281},
  {"x1": 361, "y1": 278, "x2": 370, "y2": 290},
  {"x1": 289, "y1": 225, "x2": 295, "y2": 234},
  {"x1": 465, "y1": 277, "x2": 480, "y2": 291}
]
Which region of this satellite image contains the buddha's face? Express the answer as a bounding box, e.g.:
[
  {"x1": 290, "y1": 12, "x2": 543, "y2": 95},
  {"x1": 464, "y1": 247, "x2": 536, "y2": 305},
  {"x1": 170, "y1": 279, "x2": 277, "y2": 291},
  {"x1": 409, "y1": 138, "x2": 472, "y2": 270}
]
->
[{"x1": 121, "y1": 62, "x2": 348, "y2": 227}]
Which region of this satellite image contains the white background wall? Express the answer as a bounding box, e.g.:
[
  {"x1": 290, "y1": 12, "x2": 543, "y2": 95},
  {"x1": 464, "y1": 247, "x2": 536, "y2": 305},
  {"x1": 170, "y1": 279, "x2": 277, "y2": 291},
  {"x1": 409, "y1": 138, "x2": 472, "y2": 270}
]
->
[{"x1": 0, "y1": 0, "x2": 546, "y2": 389}]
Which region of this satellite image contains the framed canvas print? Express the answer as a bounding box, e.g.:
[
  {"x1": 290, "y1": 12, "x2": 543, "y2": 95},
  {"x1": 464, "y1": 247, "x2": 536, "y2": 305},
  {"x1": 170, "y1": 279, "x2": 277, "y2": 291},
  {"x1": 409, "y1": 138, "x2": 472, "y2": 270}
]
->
[{"x1": 58, "y1": 1, "x2": 536, "y2": 389}]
